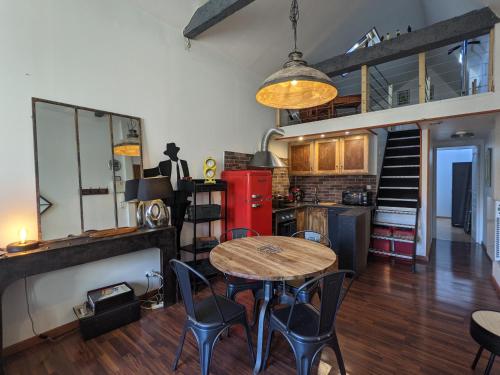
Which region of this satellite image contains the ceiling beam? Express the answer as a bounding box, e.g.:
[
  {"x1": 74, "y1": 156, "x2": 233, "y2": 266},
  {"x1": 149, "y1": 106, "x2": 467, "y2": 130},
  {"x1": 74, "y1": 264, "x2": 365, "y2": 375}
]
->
[
  {"x1": 313, "y1": 7, "x2": 499, "y2": 77},
  {"x1": 183, "y1": 0, "x2": 256, "y2": 39}
]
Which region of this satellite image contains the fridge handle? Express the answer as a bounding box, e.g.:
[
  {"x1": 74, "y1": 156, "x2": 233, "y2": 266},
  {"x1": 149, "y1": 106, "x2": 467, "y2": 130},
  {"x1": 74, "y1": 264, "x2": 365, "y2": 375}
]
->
[
  {"x1": 251, "y1": 194, "x2": 263, "y2": 199},
  {"x1": 251, "y1": 203, "x2": 262, "y2": 208}
]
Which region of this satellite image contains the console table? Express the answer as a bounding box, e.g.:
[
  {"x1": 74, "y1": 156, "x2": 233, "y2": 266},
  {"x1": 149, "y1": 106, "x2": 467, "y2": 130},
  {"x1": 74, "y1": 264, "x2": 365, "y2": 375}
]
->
[{"x1": 0, "y1": 226, "x2": 176, "y2": 374}]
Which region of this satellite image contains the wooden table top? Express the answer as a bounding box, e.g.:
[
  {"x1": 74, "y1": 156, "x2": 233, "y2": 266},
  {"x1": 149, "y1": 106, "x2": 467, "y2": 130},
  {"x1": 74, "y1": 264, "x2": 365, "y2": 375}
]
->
[
  {"x1": 210, "y1": 236, "x2": 336, "y2": 281},
  {"x1": 472, "y1": 310, "x2": 500, "y2": 337}
]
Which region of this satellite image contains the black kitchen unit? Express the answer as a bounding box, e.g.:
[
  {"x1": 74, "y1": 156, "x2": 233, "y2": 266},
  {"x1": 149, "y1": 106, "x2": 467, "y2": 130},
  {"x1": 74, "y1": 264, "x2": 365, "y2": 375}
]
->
[{"x1": 328, "y1": 207, "x2": 371, "y2": 274}]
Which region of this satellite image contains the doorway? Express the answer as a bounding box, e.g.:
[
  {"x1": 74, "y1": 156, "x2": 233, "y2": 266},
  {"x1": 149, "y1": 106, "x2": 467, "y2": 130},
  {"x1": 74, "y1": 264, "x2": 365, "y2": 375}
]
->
[{"x1": 434, "y1": 147, "x2": 477, "y2": 242}]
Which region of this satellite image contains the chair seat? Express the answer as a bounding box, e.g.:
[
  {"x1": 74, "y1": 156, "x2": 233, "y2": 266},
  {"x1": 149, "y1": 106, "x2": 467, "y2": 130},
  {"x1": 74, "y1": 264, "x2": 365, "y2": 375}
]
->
[
  {"x1": 271, "y1": 304, "x2": 325, "y2": 339},
  {"x1": 471, "y1": 310, "x2": 500, "y2": 354},
  {"x1": 195, "y1": 295, "x2": 245, "y2": 325}
]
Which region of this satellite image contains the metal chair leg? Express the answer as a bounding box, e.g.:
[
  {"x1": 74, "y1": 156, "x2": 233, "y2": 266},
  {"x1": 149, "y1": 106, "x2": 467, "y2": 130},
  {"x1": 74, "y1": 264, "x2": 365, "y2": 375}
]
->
[
  {"x1": 263, "y1": 327, "x2": 274, "y2": 368},
  {"x1": 242, "y1": 318, "x2": 256, "y2": 365},
  {"x1": 472, "y1": 346, "x2": 483, "y2": 369},
  {"x1": 330, "y1": 334, "x2": 346, "y2": 375},
  {"x1": 485, "y1": 353, "x2": 496, "y2": 375},
  {"x1": 172, "y1": 322, "x2": 188, "y2": 371},
  {"x1": 197, "y1": 331, "x2": 218, "y2": 375}
]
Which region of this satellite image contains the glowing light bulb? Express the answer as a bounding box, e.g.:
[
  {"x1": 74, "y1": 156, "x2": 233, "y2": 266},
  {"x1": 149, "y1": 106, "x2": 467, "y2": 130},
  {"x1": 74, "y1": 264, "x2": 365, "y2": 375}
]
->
[
  {"x1": 291, "y1": 80, "x2": 298, "y2": 86},
  {"x1": 298, "y1": 136, "x2": 304, "y2": 141},
  {"x1": 19, "y1": 227, "x2": 27, "y2": 244},
  {"x1": 320, "y1": 134, "x2": 326, "y2": 138}
]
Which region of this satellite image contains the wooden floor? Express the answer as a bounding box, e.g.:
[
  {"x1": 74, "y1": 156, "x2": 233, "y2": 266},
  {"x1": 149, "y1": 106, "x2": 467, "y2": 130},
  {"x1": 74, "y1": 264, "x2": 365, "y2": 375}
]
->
[{"x1": 6, "y1": 239, "x2": 500, "y2": 374}]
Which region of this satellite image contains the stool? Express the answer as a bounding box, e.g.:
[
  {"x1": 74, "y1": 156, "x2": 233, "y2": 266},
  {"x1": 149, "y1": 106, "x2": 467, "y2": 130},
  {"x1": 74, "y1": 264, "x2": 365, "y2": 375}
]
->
[{"x1": 470, "y1": 310, "x2": 500, "y2": 374}]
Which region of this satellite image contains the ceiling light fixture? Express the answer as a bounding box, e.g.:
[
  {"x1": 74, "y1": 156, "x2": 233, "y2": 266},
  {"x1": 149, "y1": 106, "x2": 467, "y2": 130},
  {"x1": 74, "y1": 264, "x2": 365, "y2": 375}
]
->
[
  {"x1": 255, "y1": 0, "x2": 337, "y2": 109},
  {"x1": 451, "y1": 130, "x2": 474, "y2": 139},
  {"x1": 114, "y1": 119, "x2": 141, "y2": 157}
]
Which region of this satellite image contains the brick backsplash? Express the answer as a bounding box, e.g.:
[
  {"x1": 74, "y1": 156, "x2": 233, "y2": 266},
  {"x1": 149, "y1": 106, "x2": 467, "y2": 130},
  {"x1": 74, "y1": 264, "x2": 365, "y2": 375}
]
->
[
  {"x1": 223, "y1": 151, "x2": 290, "y2": 195},
  {"x1": 292, "y1": 175, "x2": 377, "y2": 204},
  {"x1": 223, "y1": 151, "x2": 376, "y2": 202}
]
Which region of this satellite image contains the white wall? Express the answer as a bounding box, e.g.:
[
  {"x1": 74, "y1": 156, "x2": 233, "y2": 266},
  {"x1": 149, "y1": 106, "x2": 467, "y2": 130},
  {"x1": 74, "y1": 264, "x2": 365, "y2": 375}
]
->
[
  {"x1": 0, "y1": 0, "x2": 272, "y2": 346},
  {"x1": 436, "y1": 148, "x2": 473, "y2": 217},
  {"x1": 484, "y1": 114, "x2": 500, "y2": 282}
]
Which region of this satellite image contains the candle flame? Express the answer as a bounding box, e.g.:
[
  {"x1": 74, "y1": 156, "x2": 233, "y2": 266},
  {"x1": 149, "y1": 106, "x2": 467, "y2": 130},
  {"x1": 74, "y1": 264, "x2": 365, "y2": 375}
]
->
[{"x1": 19, "y1": 227, "x2": 27, "y2": 244}]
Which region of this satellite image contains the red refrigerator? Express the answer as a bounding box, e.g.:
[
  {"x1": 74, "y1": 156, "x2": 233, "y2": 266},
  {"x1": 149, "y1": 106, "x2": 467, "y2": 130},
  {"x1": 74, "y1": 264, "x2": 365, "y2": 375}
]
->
[{"x1": 221, "y1": 170, "x2": 273, "y2": 235}]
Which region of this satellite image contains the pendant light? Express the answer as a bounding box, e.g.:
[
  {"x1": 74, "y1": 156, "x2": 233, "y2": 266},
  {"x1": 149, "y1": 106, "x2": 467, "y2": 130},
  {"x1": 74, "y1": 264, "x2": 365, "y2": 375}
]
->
[
  {"x1": 114, "y1": 119, "x2": 141, "y2": 157},
  {"x1": 256, "y1": 0, "x2": 338, "y2": 109}
]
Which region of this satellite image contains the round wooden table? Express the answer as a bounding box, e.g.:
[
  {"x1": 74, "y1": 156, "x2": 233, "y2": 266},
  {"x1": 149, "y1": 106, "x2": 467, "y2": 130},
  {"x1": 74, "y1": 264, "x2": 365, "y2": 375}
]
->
[{"x1": 210, "y1": 236, "x2": 336, "y2": 374}]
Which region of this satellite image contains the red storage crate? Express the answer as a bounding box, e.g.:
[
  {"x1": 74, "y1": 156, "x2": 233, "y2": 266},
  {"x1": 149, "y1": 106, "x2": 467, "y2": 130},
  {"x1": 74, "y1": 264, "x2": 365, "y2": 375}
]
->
[
  {"x1": 371, "y1": 238, "x2": 391, "y2": 252},
  {"x1": 394, "y1": 241, "x2": 414, "y2": 256},
  {"x1": 393, "y1": 228, "x2": 415, "y2": 240},
  {"x1": 373, "y1": 226, "x2": 392, "y2": 237}
]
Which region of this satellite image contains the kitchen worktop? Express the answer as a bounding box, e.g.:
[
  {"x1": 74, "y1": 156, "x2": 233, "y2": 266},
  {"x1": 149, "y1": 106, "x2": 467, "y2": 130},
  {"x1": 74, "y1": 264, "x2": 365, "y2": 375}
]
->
[{"x1": 272, "y1": 202, "x2": 374, "y2": 214}]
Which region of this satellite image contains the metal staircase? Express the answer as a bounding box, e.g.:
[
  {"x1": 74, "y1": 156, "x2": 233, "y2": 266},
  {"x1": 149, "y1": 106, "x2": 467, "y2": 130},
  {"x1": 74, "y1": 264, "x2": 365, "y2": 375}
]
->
[{"x1": 370, "y1": 128, "x2": 421, "y2": 271}]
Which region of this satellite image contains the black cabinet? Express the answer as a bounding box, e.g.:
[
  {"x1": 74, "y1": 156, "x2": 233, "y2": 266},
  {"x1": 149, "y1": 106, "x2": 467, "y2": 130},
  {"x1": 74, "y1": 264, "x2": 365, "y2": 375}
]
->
[{"x1": 328, "y1": 207, "x2": 371, "y2": 274}]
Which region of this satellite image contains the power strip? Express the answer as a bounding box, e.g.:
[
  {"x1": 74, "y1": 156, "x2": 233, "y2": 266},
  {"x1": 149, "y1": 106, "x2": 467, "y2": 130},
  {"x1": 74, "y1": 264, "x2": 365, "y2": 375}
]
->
[{"x1": 150, "y1": 302, "x2": 164, "y2": 310}]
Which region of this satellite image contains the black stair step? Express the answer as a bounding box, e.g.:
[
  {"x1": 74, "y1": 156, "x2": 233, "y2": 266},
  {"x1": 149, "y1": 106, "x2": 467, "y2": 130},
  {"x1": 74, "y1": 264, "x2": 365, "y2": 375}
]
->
[
  {"x1": 388, "y1": 129, "x2": 420, "y2": 139},
  {"x1": 384, "y1": 156, "x2": 420, "y2": 166},
  {"x1": 378, "y1": 189, "x2": 419, "y2": 200},
  {"x1": 385, "y1": 146, "x2": 421, "y2": 157},
  {"x1": 379, "y1": 178, "x2": 419, "y2": 188},
  {"x1": 382, "y1": 166, "x2": 419, "y2": 177},
  {"x1": 377, "y1": 199, "x2": 418, "y2": 209},
  {"x1": 386, "y1": 138, "x2": 421, "y2": 147}
]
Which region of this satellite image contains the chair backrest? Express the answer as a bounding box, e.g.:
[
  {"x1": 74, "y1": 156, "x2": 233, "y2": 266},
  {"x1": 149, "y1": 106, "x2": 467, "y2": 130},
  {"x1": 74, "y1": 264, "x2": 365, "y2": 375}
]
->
[
  {"x1": 291, "y1": 230, "x2": 332, "y2": 248},
  {"x1": 220, "y1": 227, "x2": 260, "y2": 242},
  {"x1": 169, "y1": 259, "x2": 224, "y2": 323},
  {"x1": 286, "y1": 270, "x2": 355, "y2": 337}
]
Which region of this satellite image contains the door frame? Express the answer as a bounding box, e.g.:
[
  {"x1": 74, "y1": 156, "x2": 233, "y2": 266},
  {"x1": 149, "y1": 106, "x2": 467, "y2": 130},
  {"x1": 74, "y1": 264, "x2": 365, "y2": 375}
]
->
[{"x1": 431, "y1": 142, "x2": 484, "y2": 244}]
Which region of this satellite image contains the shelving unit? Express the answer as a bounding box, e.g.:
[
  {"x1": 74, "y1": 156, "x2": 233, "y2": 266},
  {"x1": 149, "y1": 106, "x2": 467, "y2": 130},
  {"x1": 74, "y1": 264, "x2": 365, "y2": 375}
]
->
[{"x1": 181, "y1": 179, "x2": 227, "y2": 279}]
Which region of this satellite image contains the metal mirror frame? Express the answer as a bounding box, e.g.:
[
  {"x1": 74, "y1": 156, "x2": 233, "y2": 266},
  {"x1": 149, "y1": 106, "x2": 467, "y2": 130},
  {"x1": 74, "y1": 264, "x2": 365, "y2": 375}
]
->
[{"x1": 32, "y1": 97, "x2": 144, "y2": 241}]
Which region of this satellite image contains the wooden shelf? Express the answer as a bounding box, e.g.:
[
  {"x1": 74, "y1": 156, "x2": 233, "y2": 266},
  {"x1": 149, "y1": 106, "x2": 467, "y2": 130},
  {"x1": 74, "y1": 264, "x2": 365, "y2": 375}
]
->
[
  {"x1": 371, "y1": 235, "x2": 414, "y2": 243},
  {"x1": 369, "y1": 248, "x2": 413, "y2": 260}
]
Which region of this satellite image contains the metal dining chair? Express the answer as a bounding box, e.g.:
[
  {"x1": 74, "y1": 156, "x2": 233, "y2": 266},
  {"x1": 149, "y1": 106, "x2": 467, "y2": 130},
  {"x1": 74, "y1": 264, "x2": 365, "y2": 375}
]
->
[
  {"x1": 279, "y1": 230, "x2": 333, "y2": 304},
  {"x1": 220, "y1": 228, "x2": 263, "y2": 325},
  {"x1": 170, "y1": 259, "x2": 255, "y2": 375},
  {"x1": 264, "y1": 270, "x2": 355, "y2": 375}
]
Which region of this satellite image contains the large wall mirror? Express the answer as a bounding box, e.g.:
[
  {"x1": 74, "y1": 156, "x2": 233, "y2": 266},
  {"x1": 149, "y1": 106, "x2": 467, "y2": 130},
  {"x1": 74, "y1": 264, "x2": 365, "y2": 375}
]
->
[{"x1": 33, "y1": 98, "x2": 143, "y2": 240}]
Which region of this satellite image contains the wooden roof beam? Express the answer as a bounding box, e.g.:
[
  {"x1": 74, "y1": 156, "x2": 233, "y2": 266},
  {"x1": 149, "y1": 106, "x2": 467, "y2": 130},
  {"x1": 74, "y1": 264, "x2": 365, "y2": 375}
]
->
[
  {"x1": 313, "y1": 7, "x2": 500, "y2": 77},
  {"x1": 183, "y1": 0, "x2": 256, "y2": 39}
]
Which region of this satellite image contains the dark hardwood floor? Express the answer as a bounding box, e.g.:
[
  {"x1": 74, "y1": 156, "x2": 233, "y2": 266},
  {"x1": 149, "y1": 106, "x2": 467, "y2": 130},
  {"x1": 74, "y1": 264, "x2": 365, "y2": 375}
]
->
[{"x1": 5, "y1": 239, "x2": 500, "y2": 374}]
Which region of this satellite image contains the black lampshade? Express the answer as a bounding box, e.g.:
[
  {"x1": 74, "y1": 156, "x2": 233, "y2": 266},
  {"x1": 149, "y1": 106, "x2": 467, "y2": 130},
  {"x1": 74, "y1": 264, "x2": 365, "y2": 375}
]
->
[
  {"x1": 124, "y1": 179, "x2": 139, "y2": 201},
  {"x1": 137, "y1": 177, "x2": 173, "y2": 201}
]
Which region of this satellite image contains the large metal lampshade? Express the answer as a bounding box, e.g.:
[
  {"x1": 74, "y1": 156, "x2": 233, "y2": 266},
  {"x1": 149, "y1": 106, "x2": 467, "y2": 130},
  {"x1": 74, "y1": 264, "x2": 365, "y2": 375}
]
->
[
  {"x1": 256, "y1": 51, "x2": 338, "y2": 109},
  {"x1": 255, "y1": 0, "x2": 337, "y2": 110}
]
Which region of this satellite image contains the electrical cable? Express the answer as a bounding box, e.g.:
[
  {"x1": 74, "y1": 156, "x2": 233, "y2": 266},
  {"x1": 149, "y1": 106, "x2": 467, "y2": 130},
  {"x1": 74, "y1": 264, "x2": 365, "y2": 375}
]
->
[{"x1": 24, "y1": 276, "x2": 78, "y2": 342}]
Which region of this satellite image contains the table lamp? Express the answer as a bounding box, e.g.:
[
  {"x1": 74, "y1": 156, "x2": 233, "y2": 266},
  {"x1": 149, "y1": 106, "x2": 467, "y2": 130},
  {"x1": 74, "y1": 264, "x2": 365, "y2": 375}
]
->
[
  {"x1": 137, "y1": 177, "x2": 173, "y2": 228},
  {"x1": 124, "y1": 179, "x2": 143, "y2": 226},
  {"x1": 6, "y1": 227, "x2": 40, "y2": 253}
]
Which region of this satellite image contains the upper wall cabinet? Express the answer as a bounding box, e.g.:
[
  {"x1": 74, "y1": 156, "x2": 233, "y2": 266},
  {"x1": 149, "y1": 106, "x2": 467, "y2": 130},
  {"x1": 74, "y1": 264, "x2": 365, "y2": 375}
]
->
[
  {"x1": 315, "y1": 138, "x2": 340, "y2": 175},
  {"x1": 289, "y1": 141, "x2": 314, "y2": 175},
  {"x1": 289, "y1": 134, "x2": 369, "y2": 176},
  {"x1": 340, "y1": 135, "x2": 369, "y2": 174}
]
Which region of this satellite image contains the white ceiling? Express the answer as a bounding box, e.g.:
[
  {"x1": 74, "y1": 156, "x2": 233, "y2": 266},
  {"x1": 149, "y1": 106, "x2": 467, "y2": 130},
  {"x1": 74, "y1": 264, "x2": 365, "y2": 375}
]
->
[
  {"x1": 425, "y1": 113, "x2": 496, "y2": 142},
  {"x1": 180, "y1": 0, "x2": 500, "y2": 79}
]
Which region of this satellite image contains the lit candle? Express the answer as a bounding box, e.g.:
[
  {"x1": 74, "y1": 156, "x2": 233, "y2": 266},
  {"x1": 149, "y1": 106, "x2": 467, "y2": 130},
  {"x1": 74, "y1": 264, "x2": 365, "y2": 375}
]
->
[
  {"x1": 6, "y1": 227, "x2": 40, "y2": 253},
  {"x1": 19, "y1": 227, "x2": 27, "y2": 245}
]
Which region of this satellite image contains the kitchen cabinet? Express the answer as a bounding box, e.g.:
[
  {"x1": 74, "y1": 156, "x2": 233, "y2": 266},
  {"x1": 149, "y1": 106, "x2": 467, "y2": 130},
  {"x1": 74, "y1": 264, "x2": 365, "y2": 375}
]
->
[
  {"x1": 314, "y1": 138, "x2": 340, "y2": 174},
  {"x1": 289, "y1": 134, "x2": 369, "y2": 176},
  {"x1": 307, "y1": 207, "x2": 328, "y2": 237},
  {"x1": 340, "y1": 135, "x2": 369, "y2": 174},
  {"x1": 289, "y1": 141, "x2": 314, "y2": 175},
  {"x1": 296, "y1": 207, "x2": 307, "y2": 232}
]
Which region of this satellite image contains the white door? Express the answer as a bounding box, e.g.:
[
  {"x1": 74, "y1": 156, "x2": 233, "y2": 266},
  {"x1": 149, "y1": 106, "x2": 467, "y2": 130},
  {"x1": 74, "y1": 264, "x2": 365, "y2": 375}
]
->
[{"x1": 471, "y1": 147, "x2": 479, "y2": 242}]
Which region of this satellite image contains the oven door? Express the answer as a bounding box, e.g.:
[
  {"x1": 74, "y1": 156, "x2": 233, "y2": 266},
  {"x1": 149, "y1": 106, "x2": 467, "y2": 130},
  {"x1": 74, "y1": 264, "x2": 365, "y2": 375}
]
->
[{"x1": 278, "y1": 219, "x2": 297, "y2": 237}]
